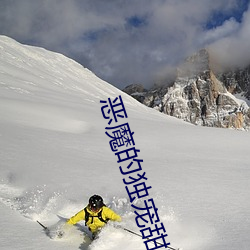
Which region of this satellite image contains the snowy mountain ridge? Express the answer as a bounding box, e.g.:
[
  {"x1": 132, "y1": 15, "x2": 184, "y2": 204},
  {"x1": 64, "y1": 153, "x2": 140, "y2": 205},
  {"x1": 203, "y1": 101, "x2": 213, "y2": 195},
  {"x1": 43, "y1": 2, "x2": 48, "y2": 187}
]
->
[
  {"x1": 0, "y1": 36, "x2": 250, "y2": 250},
  {"x1": 0, "y1": 35, "x2": 182, "y2": 250}
]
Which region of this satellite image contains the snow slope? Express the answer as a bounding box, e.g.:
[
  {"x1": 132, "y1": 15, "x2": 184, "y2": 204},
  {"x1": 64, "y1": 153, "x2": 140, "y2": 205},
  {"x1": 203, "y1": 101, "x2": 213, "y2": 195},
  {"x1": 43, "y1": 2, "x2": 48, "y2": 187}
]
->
[{"x1": 0, "y1": 35, "x2": 250, "y2": 250}]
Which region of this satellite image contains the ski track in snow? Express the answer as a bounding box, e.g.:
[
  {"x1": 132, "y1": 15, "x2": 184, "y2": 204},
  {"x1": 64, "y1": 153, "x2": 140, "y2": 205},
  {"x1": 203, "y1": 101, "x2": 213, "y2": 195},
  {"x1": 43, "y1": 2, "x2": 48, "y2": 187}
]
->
[
  {"x1": 0, "y1": 181, "x2": 62, "y2": 221},
  {"x1": 0, "y1": 179, "x2": 147, "y2": 249},
  {"x1": 0, "y1": 99, "x2": 91, "y2": 134},
  {"x1": 0, "y1": 179, "x2": 206, "y2": 250},
  {"x1": 0, "y1": 180, "x2": 186, "y2": 250}
]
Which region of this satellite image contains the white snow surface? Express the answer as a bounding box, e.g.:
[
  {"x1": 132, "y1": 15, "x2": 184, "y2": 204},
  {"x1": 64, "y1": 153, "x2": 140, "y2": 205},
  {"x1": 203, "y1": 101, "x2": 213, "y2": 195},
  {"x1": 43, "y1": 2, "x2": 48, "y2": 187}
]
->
[{"x1": 0, "y1": 35, "x2": 250, "y2": 250}]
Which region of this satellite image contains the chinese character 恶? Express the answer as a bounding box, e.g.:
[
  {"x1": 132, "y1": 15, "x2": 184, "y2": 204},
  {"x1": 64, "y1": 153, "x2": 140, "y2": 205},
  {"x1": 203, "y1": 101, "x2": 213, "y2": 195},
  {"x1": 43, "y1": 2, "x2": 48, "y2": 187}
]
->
[{"x1": 100, "y1": 96, "x2": 128, "y2": 125}]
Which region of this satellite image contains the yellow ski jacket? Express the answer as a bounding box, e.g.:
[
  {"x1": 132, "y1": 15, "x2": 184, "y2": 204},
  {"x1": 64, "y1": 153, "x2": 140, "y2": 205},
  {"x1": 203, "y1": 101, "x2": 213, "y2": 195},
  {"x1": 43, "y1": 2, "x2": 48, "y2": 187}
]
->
[{"x1": 67, "y1": 206, "x2": 121, "y2": 233}]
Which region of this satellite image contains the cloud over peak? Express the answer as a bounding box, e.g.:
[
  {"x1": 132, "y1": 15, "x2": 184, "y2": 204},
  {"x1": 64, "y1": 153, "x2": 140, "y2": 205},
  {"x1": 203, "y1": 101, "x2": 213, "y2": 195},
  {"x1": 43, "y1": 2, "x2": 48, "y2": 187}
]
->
[{"x1": 0, "y1": 0, "x2": 249, "y2": 88}]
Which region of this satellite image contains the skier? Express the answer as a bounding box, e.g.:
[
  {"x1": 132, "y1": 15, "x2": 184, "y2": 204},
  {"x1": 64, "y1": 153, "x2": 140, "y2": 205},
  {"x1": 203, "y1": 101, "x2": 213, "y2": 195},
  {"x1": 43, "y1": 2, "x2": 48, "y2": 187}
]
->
[{"x1": 66, "y1": 194, "x2": 121, "y2": 239}]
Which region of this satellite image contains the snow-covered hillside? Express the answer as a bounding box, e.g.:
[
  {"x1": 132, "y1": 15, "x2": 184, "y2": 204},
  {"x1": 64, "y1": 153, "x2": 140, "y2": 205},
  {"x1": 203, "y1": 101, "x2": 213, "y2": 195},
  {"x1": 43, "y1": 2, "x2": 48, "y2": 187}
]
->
[{"x1": 0, "y1": 36, "x2": 250, "y2": 250}]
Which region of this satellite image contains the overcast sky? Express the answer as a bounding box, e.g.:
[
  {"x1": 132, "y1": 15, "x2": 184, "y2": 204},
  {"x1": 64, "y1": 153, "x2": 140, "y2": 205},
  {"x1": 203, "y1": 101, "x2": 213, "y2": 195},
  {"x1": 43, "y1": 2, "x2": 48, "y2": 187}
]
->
[{"x1": 0, "y1": 0, "x2": 249, "y2": 89}]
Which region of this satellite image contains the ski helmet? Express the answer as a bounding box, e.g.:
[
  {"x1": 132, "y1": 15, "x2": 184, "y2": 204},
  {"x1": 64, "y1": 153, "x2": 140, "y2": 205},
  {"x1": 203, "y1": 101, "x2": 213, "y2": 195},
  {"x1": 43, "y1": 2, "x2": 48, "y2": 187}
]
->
[{"x1": 89, "y1": 195, "x2": 104, "y2": 211}]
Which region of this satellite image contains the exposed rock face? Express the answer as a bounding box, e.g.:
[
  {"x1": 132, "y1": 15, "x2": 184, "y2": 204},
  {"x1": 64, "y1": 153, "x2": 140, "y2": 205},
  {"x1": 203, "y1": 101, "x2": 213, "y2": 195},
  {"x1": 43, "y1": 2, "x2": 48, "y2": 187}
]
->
[
  {"x1": 123, "y1": 49, "x2": 250, "y2": 130},
  {"x1": 217, "y1": 66, "x2": 250, "y2": 99},
  {"x1": 123, "y1": 84, "x2": 147, "y2": 103}
]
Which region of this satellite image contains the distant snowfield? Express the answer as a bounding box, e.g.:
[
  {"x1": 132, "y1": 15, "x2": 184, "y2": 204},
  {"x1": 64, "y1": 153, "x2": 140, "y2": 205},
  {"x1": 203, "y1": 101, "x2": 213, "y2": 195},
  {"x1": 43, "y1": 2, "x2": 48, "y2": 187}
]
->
[{"x1": 0, "y1": 36, "x2": 250, "y2": 250}]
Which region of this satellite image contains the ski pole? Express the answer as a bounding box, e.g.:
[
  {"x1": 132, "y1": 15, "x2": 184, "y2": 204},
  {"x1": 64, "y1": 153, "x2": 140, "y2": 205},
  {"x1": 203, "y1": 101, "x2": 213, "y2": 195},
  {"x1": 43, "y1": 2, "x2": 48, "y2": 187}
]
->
[
  {"x1": 37, "y1": 220, "x2": 48, "y2": 230},
  {"x1": 36, "y1": 220, "x2": 50, "y2": 235},
  {"x1": 122, "y1": 227, "x2": 180, "y2": 250}
]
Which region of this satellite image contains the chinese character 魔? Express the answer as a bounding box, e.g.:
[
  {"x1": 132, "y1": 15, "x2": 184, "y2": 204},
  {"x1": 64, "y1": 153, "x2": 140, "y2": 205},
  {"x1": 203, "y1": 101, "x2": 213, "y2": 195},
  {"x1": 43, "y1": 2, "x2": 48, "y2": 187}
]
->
[{"x1": 105, "y1": 123, "x2": 135, "y2": 152}]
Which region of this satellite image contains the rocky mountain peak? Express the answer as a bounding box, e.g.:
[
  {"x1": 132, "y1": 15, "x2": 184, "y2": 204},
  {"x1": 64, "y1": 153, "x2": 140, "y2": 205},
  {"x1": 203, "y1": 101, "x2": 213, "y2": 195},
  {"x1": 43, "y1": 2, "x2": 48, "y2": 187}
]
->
[
  {"x1": 177, "y1": 48, "x2": 210, "y2": 78},
  {"x1": 123, "y1": 49, "x2": 250, "y2": 130}
]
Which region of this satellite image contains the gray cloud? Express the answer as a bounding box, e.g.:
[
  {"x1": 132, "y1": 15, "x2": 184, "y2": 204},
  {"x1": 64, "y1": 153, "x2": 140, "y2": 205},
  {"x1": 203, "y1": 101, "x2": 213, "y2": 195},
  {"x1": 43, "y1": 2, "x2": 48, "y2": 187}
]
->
[
  {"x1": 209, "y1": 7, "x2": 250, "y2": 69},
  {"x1": 0, "y1": 0, "x2": 249, "y2": 89}
]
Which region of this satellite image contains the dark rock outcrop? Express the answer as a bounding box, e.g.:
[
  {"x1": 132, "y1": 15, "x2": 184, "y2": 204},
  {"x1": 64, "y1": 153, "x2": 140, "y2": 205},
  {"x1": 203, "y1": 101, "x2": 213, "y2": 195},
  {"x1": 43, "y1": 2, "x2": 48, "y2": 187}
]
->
[{"x1": 123, "y1": 49, "x2": 250, "y2": 130}]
